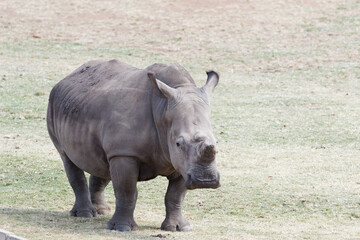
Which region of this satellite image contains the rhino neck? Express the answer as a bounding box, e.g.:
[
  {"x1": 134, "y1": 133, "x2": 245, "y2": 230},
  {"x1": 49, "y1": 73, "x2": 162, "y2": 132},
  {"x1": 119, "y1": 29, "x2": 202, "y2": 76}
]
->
[{"x1": 151, "y1": 94, "x2": 172, "y2": 166}]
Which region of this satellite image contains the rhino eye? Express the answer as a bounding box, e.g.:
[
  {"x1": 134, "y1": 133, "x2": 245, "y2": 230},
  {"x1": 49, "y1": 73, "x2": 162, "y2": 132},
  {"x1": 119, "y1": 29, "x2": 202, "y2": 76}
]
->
[{"x1": 176, "y1": 142, "x2": 180, "y2": 147}]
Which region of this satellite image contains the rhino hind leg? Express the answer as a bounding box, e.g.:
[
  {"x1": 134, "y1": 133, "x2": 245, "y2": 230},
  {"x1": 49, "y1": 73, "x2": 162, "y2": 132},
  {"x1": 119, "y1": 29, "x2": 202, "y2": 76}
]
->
[
  {"x1": 61, "y1": 154, "x2": 97, "y2": 218},
  {"x1": 161, "y1": 175, "x2": 191, "y2": 232},
  {"x1": 107, "y1": 157, "x2": 139, "y2": 231},
  {"x1": 89, "y1": 175, "x2": 111, "y2": 215}
]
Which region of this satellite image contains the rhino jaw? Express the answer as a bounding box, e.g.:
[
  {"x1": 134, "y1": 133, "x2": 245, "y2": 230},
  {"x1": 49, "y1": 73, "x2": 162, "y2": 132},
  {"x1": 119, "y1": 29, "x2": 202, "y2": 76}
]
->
[{"x1": 185, "y1": 171, "x2": 220, "y2": 190}]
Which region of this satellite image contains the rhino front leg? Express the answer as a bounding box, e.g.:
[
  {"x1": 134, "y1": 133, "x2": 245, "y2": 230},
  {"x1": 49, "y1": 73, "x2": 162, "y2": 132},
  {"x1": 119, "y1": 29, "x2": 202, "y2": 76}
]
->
[
  {"x1": 161, "y1": 175, "x2": 190, "y2": 232},
  {"x1": 61, "y1": 154, "x2": 97, "y2": 218},
  {"x1": 107, "y1": 157, "x2": 139, "y2": 231},
  {"x1": 89, "y1": 175, "x2": 111, "y2": 215}
]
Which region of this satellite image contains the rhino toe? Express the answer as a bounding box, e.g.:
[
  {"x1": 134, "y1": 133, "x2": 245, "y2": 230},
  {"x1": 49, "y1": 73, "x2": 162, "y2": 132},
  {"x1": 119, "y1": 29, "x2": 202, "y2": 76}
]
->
[
  {"x1": 161, "y1": 217, "x2": 191, "y2": 232},
  {"x1": 70, "y1": 205, "x2": 97, "y2": 218},
  {"x1": 115, "y1": 225, "x2": 131, "y2": 231},
  {"x1": 161, "y1": 223, "x2": 191, "y2": 232},
  {"x1": 180, "y1": 225, "x2": 191, "y2": 231},
  {"x1": 107, "y1": 219, "x2": 138, "y2": 231},
  {"x1": 70, "y1": 209, "x2": 97, "y2": 218},
  {"x1": 93, "y1": 203, "x2": 111, "y2": 215}
]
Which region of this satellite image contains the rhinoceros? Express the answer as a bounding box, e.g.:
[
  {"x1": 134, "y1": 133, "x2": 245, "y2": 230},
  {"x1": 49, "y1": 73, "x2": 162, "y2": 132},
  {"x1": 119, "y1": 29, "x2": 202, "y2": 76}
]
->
[{"x1": 46, "y1": 60, "x2": 220, "y2": 232}]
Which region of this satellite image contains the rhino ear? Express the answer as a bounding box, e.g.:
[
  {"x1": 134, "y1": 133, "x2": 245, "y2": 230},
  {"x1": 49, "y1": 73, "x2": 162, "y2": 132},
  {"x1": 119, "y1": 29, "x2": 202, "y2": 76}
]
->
[
  {"x1": 148, "y1": 71, "x2": 177, "y2": 99},
  {"x1": 202, "y1": 71, "x2": 219, "y2": 95}
]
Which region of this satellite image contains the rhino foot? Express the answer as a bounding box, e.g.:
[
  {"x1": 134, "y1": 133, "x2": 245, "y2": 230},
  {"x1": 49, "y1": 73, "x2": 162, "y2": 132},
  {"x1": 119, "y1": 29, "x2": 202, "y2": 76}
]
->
[
  {"x1": 161, "y1": 217, "x2": 191, "y2": 232},
  {"x1": 93, "y1": 203, "x2": 111, "y2": 215},
  {"x1": 70, "y1": 206, "x2": 97, "y2": 218},
  {"x1": 107, "y1": 219, "x2": 138, "y2": 231}
]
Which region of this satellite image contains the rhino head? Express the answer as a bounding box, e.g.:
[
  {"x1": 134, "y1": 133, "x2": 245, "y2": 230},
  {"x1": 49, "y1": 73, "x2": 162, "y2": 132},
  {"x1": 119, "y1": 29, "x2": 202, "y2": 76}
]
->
[{"x1": 148, "y1": 70, "x2": 220, "y2": 190}]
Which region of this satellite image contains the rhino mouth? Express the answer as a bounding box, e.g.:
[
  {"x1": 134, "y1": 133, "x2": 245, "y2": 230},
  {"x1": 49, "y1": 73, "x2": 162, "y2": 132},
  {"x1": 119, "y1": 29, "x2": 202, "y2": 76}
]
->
[{"x1": 185, "y1": 173, "x2": 220, "y2": 190}]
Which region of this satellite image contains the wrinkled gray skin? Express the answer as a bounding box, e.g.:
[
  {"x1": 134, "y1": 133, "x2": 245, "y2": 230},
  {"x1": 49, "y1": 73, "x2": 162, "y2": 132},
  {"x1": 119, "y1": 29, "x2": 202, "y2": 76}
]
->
[{"x1": 47, "y1": 60, "x2": 220, "y2": 232}]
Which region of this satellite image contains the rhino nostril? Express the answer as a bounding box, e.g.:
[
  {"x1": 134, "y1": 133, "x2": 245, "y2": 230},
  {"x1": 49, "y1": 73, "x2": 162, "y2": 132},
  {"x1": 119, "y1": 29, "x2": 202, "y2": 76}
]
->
[
  {"x1": 187, "y1": 174, "x2": 192, "y2": 181},
  {"x1": 205, "y1": 144, "x2": 215, "y2": 154},
  {"x1": 198, "y1": 143, "x2": 216, "y2": 163}
]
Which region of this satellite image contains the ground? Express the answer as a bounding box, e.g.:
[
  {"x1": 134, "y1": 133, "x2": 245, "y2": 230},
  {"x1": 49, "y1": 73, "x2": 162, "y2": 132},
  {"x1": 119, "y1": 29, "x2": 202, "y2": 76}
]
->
[{"x1": 0, "y1": 0, "x2": 359, "y2": 239}]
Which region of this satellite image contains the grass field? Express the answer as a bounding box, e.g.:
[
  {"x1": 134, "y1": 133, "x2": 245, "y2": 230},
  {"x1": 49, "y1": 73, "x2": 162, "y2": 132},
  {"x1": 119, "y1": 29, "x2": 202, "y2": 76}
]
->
[{"x1": 1, "y1": 0, "x2": 360, "y2": 239}]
